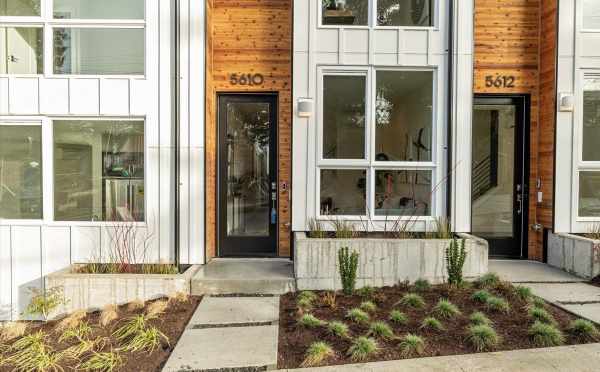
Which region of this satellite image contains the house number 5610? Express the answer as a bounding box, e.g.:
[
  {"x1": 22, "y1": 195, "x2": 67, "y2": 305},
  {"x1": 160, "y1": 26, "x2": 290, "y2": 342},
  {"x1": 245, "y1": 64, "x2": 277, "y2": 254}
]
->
[{"x1": 229, "y1": 73, "x2": 264, "y2": 86}]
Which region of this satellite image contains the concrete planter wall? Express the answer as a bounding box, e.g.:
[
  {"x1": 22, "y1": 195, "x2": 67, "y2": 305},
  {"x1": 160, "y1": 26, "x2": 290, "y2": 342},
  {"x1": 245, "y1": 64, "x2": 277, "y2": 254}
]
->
[
  {"x1": 294, "y1": 232, "x2": 488, "y2": 290},
  {"x1": 45, "y1": 265, "x2": 201, "y2": 317},
  {"x1": 548, "y1": 233, "x2": 600, "y2": 280}
]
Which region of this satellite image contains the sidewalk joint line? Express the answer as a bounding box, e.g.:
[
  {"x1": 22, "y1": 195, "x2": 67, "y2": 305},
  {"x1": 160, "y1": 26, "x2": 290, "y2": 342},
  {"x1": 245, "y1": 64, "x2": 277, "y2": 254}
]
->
[{"x1": 191, "y1": 321, "x2": 277, "y2": 329}]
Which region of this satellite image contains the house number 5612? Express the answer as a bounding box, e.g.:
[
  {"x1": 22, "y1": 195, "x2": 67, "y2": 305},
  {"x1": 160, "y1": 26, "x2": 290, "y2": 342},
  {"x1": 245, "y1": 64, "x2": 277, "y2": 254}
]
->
[
  {"x1": 229, "y1": 73, "x2": 264, "y2": 86},
  {"x1": 485, "y1": 75, "x2": 515, "y2": 88}
]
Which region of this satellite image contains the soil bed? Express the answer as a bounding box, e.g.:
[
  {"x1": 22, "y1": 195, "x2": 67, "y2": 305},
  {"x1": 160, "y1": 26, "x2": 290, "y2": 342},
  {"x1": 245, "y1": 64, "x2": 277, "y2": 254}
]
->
[
  {"x1": 278, "y1": 284, "x2": 595, "y2": 369},
  {"x1": 591, "y1": 276, "x2": 600, "y2": 288},
  {"x1": 0, "y1": 296, "x2": 200, "y2": 372}
]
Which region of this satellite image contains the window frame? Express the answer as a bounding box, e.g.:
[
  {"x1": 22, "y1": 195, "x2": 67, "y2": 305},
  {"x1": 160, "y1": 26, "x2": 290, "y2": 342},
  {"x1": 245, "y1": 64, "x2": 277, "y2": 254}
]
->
[
  {"x1": 0, "y1": 0, "x2": 146, "y2": 78},
  {"x1": 316, "y1": 66, "x2": 440, "y2": 222},
  {"x1": 581, "y1": 0, "x2": 600, "y2": 33},
  {"x1": 318, "y1": 0, "x2": 438, "y2": 30}
]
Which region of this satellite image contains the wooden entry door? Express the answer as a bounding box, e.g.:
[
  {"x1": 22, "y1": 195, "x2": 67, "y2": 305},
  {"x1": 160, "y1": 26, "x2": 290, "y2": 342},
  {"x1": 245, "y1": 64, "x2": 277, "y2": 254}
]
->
[
  {"x1": 472, "y1": 95, "x2": 530, "y2": 258},
  {"x1": 217, "y1": 94, "x2": 278, "y2": 257}
]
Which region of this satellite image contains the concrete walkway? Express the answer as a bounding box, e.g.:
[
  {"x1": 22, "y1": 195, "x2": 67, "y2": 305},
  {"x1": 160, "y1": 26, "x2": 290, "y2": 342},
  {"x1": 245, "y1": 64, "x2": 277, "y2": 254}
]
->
[
  {"x1": 490, "y1": 260, "x2": 600, "y2": 324},
  {"x1": 163, "y1": 296, "x2": 280, "y2": 371},
  {"x1": 280, "y1": 343, "x2": 600, "y2": 372}
]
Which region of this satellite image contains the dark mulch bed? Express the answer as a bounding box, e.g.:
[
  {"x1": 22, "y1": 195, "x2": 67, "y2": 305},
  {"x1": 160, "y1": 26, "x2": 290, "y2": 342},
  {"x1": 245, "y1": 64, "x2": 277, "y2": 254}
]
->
[
  {"x1": 591, "y1": 276, "x2": 600, "y2": 288},
  {"x1": 278, "y1": 284, "x2": 593, "y2": 369},
  {"x1": 0, "y1": 296, "x2": 201, "y2": 372}
]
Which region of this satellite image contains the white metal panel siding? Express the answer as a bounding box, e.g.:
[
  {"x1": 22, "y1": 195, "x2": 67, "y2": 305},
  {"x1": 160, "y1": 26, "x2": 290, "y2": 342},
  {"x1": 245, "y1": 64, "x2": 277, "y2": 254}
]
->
[
  {"x1": 11, "y1": 226, "x2": 42, "y2": 319},
  {"x1": 0, "y1": 226, "x2": 11, "y2": 320}
]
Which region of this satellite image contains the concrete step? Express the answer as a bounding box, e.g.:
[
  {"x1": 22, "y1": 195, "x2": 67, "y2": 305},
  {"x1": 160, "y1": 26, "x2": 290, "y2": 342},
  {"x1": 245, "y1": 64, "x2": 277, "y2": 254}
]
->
[{"x1": 191, "y1": 258, "x2": 296, "y2": 295}]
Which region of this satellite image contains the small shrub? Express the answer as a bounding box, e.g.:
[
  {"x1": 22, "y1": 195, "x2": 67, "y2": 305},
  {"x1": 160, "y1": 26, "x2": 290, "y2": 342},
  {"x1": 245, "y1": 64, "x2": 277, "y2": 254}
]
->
[
  {"x1": 338, "y1": 247, "x2": 359, "y2": 295},
  {"x1": 476, "y1": 273, "x2": 501, "y2": 289},
  {"x1": 485, "y1": 296, "x2": 510, "y2": 314},
  {"x1": 399, "y1": 334, "x2": 425, "y2": 357},
  {"x1": 420, "y1": 317, "x2": 444, "y2": 331},
  {"x1": 529, "y1": 321, "x2": 565, "y2": 347},
  {"x1": 298, "y1": 291, "x2": 318, "y2": 303},
  {"x1": 332, "y1": 219, "x2": 355, "y2": 239},
  {"x1": 301, "y1": 341, "x2": 335, "y2": 367},
  {"x1": 469, "y1": 311, "x2": 493, "y2": 326},
  {"x1": 0, "y1": 322, "x2": 27, "y2": 342},
  {"x1": 146, "y1": 300, "x2": 169, "y2": 317},
  {"x1": 389, "y1": 310, "x2": 408, "y2": 325},
  {"x1": 56, "y1": 309, "x2": 87, "y2": 332},
  {"x1": 472, "y1": 290, "x2": 492, "y2": 303},
  {"x1": 122, "y1": 326, "x2": 169, "y2": 353},
  {"x1": 327, "y1": 321, "x2": 350, "y2": 338},
  {"x1": 357, "y1": 286, "x2": 375, "y2": 298},
  {"x1": 23, "y1": 286, "x2": 67, "y2": 320},
  {"x1": 321, "y1": 292, "x2": 337, "y2": 310},
  {"x1": 528, "y1": 306, "x2": 555, "y2": 324},
  {"x1": 434, "y1": 299, "x2": 461, "y2": 319},
  {"x1": 413, "y1": 279, "x2": 431, "y2": 292},
  {"x1": 360, "y1": 301, "x2": 377, "y2": 313},
  {"x1": 308, "y1": 218, "x2": 327, "y2": 239},
  {"x1": 59, "y1": 321, "x2": 93, "y2": 343},
  {"x1": 446, "y1": 238, "x2": 467, "y2": 286},
  {"x1": 397, "y1": 293, "x2": 426, "y2": 309},
  {"x1": 515, "y1": 286, "x2": 533, "y2": 301},
  {"x1": 126, "y1": 299, "x2": 145, "y2": 312},
  {"x1": 99, "y1": 305, "x2": 119, "y2": 327},
  {"x1": 569, "y1": 319, "x2": 600, "y2": 342},
  {"x1": 368, "y1": 321, "x2": 394, "y2": 340},
  {"x1": 347, "y1": 337, "x2": 379, "y2": 362},
  {"x1": 78, "y1": 350, "x2": 123, "y2": 372},
  {"x1": 299, "y1": 314, "x2": 324, "y2": 328},
  {"x1": 466, "y1": 324, "x2": 500, "y2": 351},
  {"x1": 346, "y1": 308, "x2": 370, "y2": 324}
]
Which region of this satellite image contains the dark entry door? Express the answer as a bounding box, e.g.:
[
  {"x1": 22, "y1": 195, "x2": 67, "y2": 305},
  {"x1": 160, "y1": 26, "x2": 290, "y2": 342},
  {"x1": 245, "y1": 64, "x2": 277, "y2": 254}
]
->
[
  {"x1": 472, "y1": 95, "x2": 529, "y2": 258},
  {"x1": 218, "y1": 94, "x2": 278, "y2": 257}
]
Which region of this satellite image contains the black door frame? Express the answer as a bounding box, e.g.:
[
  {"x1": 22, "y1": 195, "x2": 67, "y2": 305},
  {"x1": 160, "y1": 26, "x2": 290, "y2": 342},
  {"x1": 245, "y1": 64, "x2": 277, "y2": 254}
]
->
[
  {"x1": 216, "y1": 93, "x2": 279, "y2": 257},
  {"x1": 473, "y1": 94, "x2": 530, "y2": 259}
]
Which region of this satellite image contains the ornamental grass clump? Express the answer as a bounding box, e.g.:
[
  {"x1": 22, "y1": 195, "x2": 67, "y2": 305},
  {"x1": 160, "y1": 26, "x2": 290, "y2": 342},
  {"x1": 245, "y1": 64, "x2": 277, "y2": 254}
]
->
[
  {"x1": 122, "y1": 326, "x2": 169, "y2": 353},
  {"x1": 299, "y1": 314, "x2": 324, "y2": 328},
  {"x1": 346, "y1": 308, "x2": 370, "y2": 324},
  {"x1": 99, "y1": 305, "x2": 119, "y2": 327},
  {"x1": 529, "y1": 321, "x2": 565, "y2": 347},
  {"x1": 476, "y1": 273, "x2": 501, "y2": 289},
  {"x1": 469, "y1": 311, "x2": 493, "y2": 326},
  {"x1": 532, "y1": 296, "x2": 547, "y2": 308},
  {"x1": 301, "y1": 342, "x2": 335, "y2": 368},
  {"x1": 78, "y1": 350, "x2": 123, "y2": 372},
  {"x1": 58, "y1": 321, "x2": 93, "y2": 343},
  {"x1": 113, "y1": 314, "x2": 155, "y2": 343},
  {"x1": 338, "y1": 248, "x2": 359, "y2": 295},
  {"x1": 357, "y1": 286, "x2": 375, "y2": 298},
  {"x1": 420, "y1": 317, "x2": 444, "y2": 331},
  {"x1": 413, "y1": 279, "x2": 431, "y2": 292},
  {"x1": 515, "y1": 286, "x2": 533, "y2": 301},
  {"x1": 347, "y1": 337, "x2": 379, "y2": 362},
  {"x1": 368, "y1": 321, "x2": 394, "y2": 340},
  {"x1": 360, "y1": 301, "x2": 377, "y2": 313},
  {"x1": 399, "y1": 334, "x2": 425, "y2": 357},
  {"x1": 485, "y1": 296, "x2": 510, "y2": 314},
  {"x1": 146, "y1": 300, "x2": 169, "y2": 318},
  {"x1": 321, "y1": 292, "x2": 337, "y2": 310},
  {"x1": 471, "y1": 290, "x2": 492, "y2": 303},
  {"x1": 434, "y1": 299, "x2": 461, "y2": 319},
  {"x1": 327, "y1": 321, "x2": 350, "y2": 339},
  {"x1": 569, "y1": 319, "x2": 600, "y2": 342},
  {"x1": 466, "y1": 324, "x2": 500, "y2": 351},
  {"x1": 56, "y1": 310, "x2": 87, "y2": 332},
  {"x1": 389, "y1": 310, "x2": 408, "y2": 325},
  {"x1": 397, "y1": 293, "x2": 426, "y2": 309},
  {"x1": 0, "y1": 322, "x2": 27, "y2": 342},
  {"x1": 298, "y1": 291, "x2": 318, "y2": 303},
  {"x1": 528, "y1": 306, "x2": 556, "y2": 325}
]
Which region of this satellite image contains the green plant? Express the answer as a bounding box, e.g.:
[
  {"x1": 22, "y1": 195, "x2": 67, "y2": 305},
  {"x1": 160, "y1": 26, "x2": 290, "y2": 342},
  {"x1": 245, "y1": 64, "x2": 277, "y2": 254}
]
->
[
  {"x1": 346, "y1": 308, "x2": 370, "y2": 324},
  {"x1": 298, "y1": 291, "x2": 318, "y2": 303},
  {"x1": 413, "y1": 279, "x2": 431, "y2": 292},
  {"x1": 446, "y1": 238, "x2": 467, "y2": 286},
  {"x1": 297, "y1": 297, "x2": 314, "y2": 312},
  {"x1": 23, "y1": 286, "x2": 67, "y2": 320},
  {"x1": 113, "y1": 314, "x2": 155, "y2": 342},
  {"x1": 4, "y1": 331, "x2": 65, "y2": 372},
  {"x1": 10, "y1": 330, "x2": 46, "y2": 352},
  {"x1": 433, "y1": 299, "x2": 461, "y2": 319},
  {"x1": 327, "y1": 321, "x2": 350, "y2": 338},
  {"x1": 389, "y1": 310, "x2": 408, "y2": 325},
  {"x1": 59, "y1": 322, "x2": 93, "y2": 343},
  {"x1": 476, "y1": 273, "x2": 501, "y2": 289},
  {"x1": 360, "y1": 301, "x2": 377, "y2": 313},
  {"x1": 308, "y1": 218, "x2": 327, "y2": 239},
  {"x1": 301, "y1": 341, "x2": 335, "y2": 368},
  {"x1": 529, "y1": 321, "x2": 565, "y2": 347},
  {"x1": 396, "y1": 293, "x2": 426, "y2": 308},
  {"x1": 466, "y1": 324, "x2": 500, "y2": 351},
  {"x1": 0, "y1": 322, "x2": 27, "y2": 342},
  {"x1": 332, "y1": 219, "x2": 355, "y2": 239},
  {"x1": 399, "y1": 334, "x2": 425, "y2": 357},
  {"x1": 485, "y1": 296, "x2": 510, "y2": 314},
  {"x1": 299, "y1": 314, "x2": 324, "y2": 328},
  {"x1": 420, "y1": 317, "x2": 444, "y2": 331},
  {"x1": 141, "y1": 264, "x2": 179, "y2": 275},
  {"x1": 338, "y1": 247, "x2": 359, "y2": 295},
  {"x1": 357, "y1": 286, "x2": 375, "y2": 298},
  {"x1": 528, "y1": 307, "x2": 555, "y2": 324},
  {"x1": 122, "y1": 326, "x2": 169, "y2": 353},
  {"x1": 78, "y1": 350, "x2": 123, "y2": 372},
  {"x1": 321, "y1": 292, "x2": 337, "y2": 309},
  {"x1": 471, "y1": 290, "x2": 492, "y2": 303},
  {"x1": 426, "y1": 217, "x2": 453, "y2": 239},
  {"x1": 347, "y1": 337, "x2": 379, "y2": 362},
  {"x1": 368, "y1": 321, "x2": 394, "y2": 340},
  {"x1": 469, "y1": 311, "x2": 493, "y2": 326},
  {"x1": 569, "y1": 319, "x2": 600, "y2": 341},
  {"x1": 515, "y1": 286, "x2": 533, "y2": 301},
  {"x1": 63, "y1": 338, "x2": 105, "y2": 360},
  {"x1": 532, "y1": 296, "x2": 547, "y2": 308}
]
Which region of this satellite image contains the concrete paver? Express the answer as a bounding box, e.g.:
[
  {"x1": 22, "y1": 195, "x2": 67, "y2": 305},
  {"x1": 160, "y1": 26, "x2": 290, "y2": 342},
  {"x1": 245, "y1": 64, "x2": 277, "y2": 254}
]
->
[
  {"x1": 562, "y1": 303, "x2": 600, "y2": 324},
  {"x1": 188, "y1": 296, "x2": 279, "y2": 326},
  {"x1": 490, "y1": 260, "x2": 584, "y2": 283},
  {"x1": 525, "y1": 282, "x2": 600, "y2": 303}
]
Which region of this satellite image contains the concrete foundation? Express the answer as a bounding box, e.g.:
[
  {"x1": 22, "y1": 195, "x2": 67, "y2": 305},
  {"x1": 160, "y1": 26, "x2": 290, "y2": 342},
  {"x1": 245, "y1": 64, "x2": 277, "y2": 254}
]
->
[
  {"x1": 548, "y1": 233, "x2": 600, "y2": 280},
  {"x1": 45, "y1": 265, "x2": 200, "y2": 317},
  {"x1": 294, "y1": 233, "x2": 489, "y2": 290}
]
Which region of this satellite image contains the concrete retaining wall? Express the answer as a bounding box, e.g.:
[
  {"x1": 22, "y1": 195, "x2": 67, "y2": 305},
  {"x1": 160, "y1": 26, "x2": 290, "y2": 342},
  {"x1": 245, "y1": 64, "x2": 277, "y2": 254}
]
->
[
  {"x1": 45, "y1": 265, "x2": 201, "y2": 317},
  {"x1": 548, "y1": 233, "x2": 600, "y2": 280},
  {"x1": 294, "y1": 233, "x2": 488, "y2": 290}
]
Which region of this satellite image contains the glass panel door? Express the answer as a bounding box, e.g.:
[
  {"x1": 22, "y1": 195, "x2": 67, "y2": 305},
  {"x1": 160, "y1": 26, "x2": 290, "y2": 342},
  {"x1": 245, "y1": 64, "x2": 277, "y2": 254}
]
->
[
  {"x1": 218, "y1": 94, "x2": 277, "y2": 257},
  {"x1": 472, "y1": 96, "x2": 529, "y2": 258}
]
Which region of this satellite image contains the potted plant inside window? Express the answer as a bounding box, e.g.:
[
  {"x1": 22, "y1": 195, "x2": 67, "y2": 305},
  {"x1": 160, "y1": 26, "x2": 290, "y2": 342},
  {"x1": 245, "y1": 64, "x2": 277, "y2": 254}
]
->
[{"x1": 323, "y1": 0, "x2": 356, "y2": 25}]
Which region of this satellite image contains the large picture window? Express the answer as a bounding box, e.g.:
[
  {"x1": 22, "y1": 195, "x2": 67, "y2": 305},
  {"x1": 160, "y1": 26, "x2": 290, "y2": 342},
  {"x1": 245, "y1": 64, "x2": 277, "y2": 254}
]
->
[
  {"x1": 321, "y1": 0, "x2": 433, "y2": 27},
  {"x1": 53, "y1": 120, "x2": 145, "y2": 222},
  {"x1": 579, "y1": 76, "x2": 600, "y2": 219},
  {"x1": 319, "y1": 69, "x2": 436, "y2": 219},
  {"x1": 583, "y1": 0, "x2": 600, "y2": 30},
  {"x1": 0, "y1": 26, "x2": 43, "y2": 74},
  {"x1": 0, "y1": 0, "x2": 40, "y2": 16},
  {"x1": 0, "y1": 124, "x2": 42, "y2": 220}
]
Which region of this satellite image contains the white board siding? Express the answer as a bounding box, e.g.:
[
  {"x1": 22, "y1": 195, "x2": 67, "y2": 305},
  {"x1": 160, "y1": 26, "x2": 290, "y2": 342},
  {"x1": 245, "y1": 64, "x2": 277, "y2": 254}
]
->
[
  {"x1": 41, "y1": 226, "x2": 71, "y2": 277},
  {"x1": 0, "y1": 226, "x2": 11, "y2": 320}
]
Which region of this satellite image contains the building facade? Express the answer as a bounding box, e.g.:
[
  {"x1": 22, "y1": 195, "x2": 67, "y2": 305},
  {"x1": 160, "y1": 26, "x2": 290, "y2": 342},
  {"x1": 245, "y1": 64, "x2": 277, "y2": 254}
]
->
[{"x1": 0, "y1": 0, "x2": 598, "y2": 319}]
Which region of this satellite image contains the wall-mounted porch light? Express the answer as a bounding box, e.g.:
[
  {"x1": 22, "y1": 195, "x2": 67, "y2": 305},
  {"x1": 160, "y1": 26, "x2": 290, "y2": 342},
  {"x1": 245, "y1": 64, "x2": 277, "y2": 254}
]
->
[
  {"x1": 559, "y1": 92, "x2": 574, "y2": 112},
  {"x1": 297, "y1": 98, "x2": 314, "y2": 118}
]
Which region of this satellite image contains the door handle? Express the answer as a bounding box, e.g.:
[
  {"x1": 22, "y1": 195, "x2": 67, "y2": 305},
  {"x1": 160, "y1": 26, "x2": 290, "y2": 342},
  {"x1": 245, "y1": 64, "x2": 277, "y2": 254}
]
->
[{"x1": 516, "y1": 193, "x2": 523, "y2": 215}]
